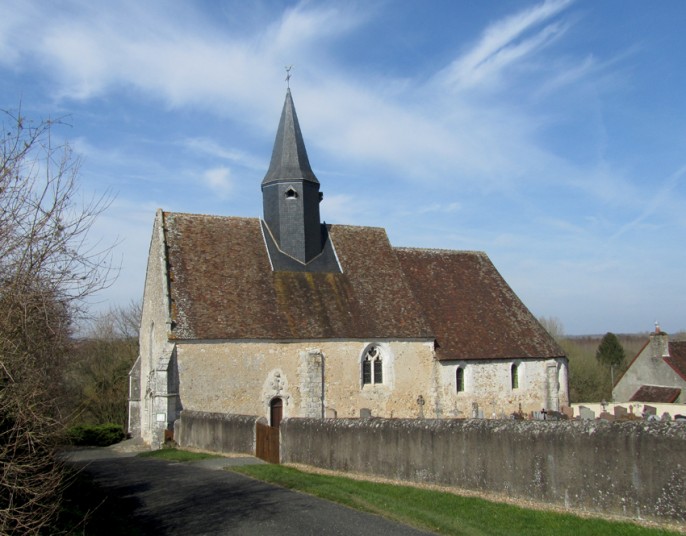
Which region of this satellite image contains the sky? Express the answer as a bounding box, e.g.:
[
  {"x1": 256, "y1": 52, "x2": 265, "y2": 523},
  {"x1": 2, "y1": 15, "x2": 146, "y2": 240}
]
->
[{"x1": 0, "y1": 0, "x2": 684, "y2": 336}]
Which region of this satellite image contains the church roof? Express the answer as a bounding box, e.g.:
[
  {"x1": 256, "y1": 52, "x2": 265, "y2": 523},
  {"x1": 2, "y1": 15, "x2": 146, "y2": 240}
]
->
[
  {"x1": 162, "y1": 212, "x2": 563, "y2": 361},
  {"x1": 261, "y1": 89, "x2": 319, "y2": 186},
  {"x1": 395, "y1": 248, "x2": 565, "y2": 360}
]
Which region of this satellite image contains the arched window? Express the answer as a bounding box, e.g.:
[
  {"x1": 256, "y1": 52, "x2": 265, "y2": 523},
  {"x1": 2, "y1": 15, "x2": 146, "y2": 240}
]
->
[
  {"x1": 456, "y1": 367, "x2": 464, "y2": 393},
  {"x1": 285, "y1": 187, "x2": 298, "y2": 199},
  {"x1": 362, "y1": 346, "x2": 383, "y2": 385},
  {"x1": 511, "y1": 363, "x2": 519, "y2": 389}
]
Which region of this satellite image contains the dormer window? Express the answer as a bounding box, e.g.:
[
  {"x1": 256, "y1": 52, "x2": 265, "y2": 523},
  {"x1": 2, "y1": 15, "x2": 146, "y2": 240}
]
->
[{"x1": 285, "y1": 187, "x2": 298, "y2": 199}]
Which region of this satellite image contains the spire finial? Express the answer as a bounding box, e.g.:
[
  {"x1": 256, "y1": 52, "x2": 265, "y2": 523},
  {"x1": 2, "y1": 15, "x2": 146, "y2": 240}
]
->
[{"x1": 285, "y1": 65, "x2": 293, "y2": 89}]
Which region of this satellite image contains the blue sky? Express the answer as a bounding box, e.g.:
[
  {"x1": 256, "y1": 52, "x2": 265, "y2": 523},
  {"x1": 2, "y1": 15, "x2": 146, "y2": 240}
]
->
[{"x1": 1, "y1": 0, "x2": 684, "y2": 335}]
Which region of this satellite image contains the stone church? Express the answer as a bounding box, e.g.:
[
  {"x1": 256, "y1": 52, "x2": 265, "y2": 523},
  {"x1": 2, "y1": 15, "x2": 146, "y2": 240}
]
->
[{"x1": 128, "y1": 90, "x2": 569, "y2": 447}]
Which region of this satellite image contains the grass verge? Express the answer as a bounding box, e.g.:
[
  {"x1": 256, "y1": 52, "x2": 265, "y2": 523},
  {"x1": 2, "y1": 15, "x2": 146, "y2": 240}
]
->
[{"x1": 231, "y1": 464, "x2": 681, "y2": 536}]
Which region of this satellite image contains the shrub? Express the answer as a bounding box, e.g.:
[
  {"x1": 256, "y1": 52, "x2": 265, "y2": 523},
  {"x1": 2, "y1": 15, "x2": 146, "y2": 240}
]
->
[{"x1": 67, "y1": 423, "x2": 125, "y2": 447}]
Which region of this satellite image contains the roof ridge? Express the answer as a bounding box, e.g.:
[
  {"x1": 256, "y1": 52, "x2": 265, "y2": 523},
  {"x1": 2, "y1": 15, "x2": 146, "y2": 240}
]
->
[
  {"x1": 164, "y1": 211, "x2": 259, "y2": 221},
  {"x1": 394, "y1": 246, "x2": 487, "y2": 255}
]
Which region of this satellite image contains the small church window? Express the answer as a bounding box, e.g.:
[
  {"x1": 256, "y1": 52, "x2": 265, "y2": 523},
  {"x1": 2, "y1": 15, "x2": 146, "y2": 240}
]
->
[
  {"x1": 362, "y1": 346, "x2": 383, "y2": 385},
  {"x1": 456, "y1": 367, "x2": 464, "y2": 392},
  {"x1": 511, "y1": 363, "x2": 519, "y2": 389},
  {"x1": 285, "y1": 187, "x2": 298, "y2": 199}
]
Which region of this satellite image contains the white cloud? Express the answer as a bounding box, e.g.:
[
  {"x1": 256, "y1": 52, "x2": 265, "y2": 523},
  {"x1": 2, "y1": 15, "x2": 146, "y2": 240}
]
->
[
  {"x1": 435, "y1": 0, "x2": 573, "y2": 90},
  {"x1": 0, "y1": 0, "x2": 364, "y2": 115},
  {"x1": 203, "y1": 166, "x2": 232, "y2": 198}
]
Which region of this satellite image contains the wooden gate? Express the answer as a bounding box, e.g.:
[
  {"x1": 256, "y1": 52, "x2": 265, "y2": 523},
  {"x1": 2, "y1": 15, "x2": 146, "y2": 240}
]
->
[{"x1": 255, "y1": 422, "x2": 279, "y2": 464}]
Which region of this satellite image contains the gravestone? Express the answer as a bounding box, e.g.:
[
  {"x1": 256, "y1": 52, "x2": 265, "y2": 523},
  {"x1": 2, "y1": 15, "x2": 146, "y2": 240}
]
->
[
  {"x1": 471, "y1": 402, "x2": 479, "y2": 419},
  {"x1": 579, "y1": 406, "x2": 595, "y2": 420},
  {"x1": 642, "y1": 405, "x2": 657, "y2": 418},
  {"x1": 614, "y1": 405, "x2": 628, "y2": 419}
]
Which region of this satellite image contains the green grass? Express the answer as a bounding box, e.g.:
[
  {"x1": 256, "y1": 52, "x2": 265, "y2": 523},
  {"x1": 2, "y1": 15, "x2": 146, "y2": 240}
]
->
[
  {"x1": 231, "y1": 465, "x2": 681, "y2": 536},
  {"x1": 137, "y1": 447, "x2": 222, "y2": 462}
]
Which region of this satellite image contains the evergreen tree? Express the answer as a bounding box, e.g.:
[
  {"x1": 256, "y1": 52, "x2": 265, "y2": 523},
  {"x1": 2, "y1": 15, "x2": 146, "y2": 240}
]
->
[{"x1": 595, "y1": 332, "x2": 625, "y2": 367}]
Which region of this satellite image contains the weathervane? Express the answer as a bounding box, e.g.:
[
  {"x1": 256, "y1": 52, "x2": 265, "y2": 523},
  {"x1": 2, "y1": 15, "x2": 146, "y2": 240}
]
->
[{"x1": 285, "y1": 65, "x2": 293, "y2": 89}]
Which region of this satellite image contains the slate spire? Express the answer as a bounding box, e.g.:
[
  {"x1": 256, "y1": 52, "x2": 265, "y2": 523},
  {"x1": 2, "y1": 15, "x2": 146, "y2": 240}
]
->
[
  {"x1": 261, "y1": 89, "x2": 324, "y2": 266},
  {"x1": 262, "y1": 89, "x2": 319, "y2": 186}
]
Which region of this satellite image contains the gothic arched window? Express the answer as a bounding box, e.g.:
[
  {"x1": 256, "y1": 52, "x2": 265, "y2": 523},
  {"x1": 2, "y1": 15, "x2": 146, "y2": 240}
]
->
[{"x1": 362, "y1": 346, "x2": 383, "y2": 385}]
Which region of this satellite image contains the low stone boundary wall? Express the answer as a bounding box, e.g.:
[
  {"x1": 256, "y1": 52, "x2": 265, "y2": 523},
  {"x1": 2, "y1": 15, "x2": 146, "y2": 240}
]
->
[
  {"x1": 280, "y1": 418, "x2": 686, "y2": 523},
  {"x1": 174, "y1": 411, "x2": 260, "y2": 455}
]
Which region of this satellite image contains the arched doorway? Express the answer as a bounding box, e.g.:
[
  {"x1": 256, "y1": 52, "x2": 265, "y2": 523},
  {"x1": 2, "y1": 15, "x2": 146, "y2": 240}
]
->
[{"x1": 270, "y1": 397, "x2": 283, "y2": 428}]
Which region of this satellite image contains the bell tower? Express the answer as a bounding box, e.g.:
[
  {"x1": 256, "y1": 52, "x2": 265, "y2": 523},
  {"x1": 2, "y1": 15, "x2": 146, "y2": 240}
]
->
[{"x1": 261, "y1": 89, "x2": 338, "y2": 273}]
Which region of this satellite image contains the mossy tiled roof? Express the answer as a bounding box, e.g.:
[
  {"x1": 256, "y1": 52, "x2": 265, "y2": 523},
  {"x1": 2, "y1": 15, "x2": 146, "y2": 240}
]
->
[{"x1": 162, "y1": 212, "x2": 563, "y2": 360}]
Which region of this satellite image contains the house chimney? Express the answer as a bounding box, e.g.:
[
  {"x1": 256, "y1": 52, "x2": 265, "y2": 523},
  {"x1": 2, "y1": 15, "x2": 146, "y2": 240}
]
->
[{"x1": 649, "y1": 324, "x2": 669, "y2": 358}]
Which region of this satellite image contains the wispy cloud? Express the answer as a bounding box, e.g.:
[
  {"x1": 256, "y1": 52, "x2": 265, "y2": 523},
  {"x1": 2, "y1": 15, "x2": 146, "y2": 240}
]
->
[
  {"x1": 611, "y1": 165, "x2": 686, "y2": 240},
  {"x1": 435, "y1": 0, "x2": 573, "y2": 91}
]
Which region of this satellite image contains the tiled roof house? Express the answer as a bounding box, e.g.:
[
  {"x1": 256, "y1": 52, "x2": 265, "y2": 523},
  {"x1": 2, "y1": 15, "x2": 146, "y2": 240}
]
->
[{"x1": 129, "y1": 90, "x2": 569, "y2": 447}]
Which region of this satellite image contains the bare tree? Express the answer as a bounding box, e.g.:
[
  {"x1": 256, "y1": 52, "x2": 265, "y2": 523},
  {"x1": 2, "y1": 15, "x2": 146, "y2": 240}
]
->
[
  {"x1": 65, "y1": 301, "x2": 141, "y2": 426},
  {"x1": 538, "y1": 315, "x2": 565, "y2": 342},
  {"x1": 0, "y1": 108, "x2": 114, "y2": 534}
]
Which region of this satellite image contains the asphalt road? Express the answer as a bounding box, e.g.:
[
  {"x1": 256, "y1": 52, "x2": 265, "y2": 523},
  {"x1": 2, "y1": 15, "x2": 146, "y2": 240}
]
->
[{"x1": 65, "y1": 449, "x2": 435, "y2": 535}]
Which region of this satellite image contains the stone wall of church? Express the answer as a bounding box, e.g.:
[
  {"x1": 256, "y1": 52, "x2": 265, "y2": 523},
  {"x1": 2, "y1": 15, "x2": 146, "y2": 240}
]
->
[
  {"x1": 174, "y1": 340, "x2": 568, "y2": 423},
  {"x1": 175, "y1": 339, "x2": 437, "y2": 422},
  {"x1": 434, "y1": 358, "x2": 569, "y2": 418},
  {"x1": 134, "y1": 210, "x2": 177, "y2": 445}
]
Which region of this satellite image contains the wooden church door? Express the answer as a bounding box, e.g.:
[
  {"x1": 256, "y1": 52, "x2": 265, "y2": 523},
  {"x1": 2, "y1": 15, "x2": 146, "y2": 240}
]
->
[
  {"x1": 270, "y1": 397, "x2": 283, "y2": 428},
  {"x1": 256, "y1": 398, "x2": 282, "y2": 464}
]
